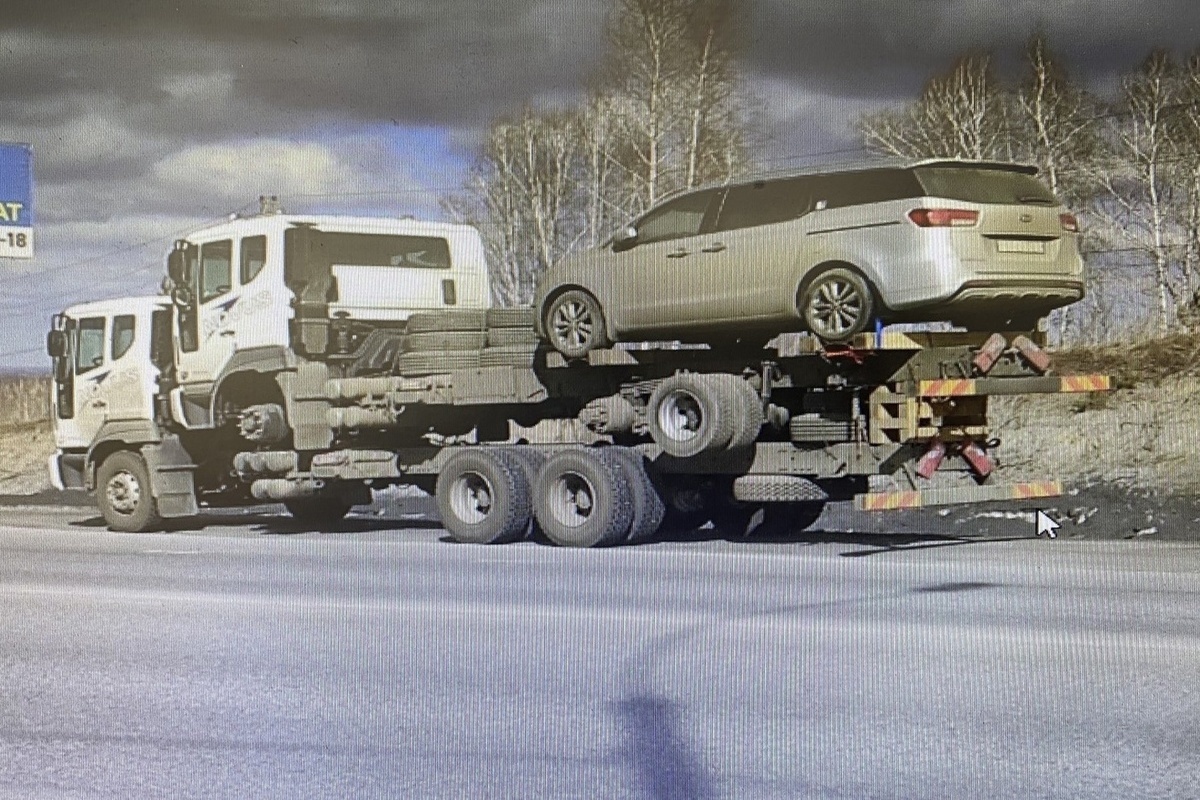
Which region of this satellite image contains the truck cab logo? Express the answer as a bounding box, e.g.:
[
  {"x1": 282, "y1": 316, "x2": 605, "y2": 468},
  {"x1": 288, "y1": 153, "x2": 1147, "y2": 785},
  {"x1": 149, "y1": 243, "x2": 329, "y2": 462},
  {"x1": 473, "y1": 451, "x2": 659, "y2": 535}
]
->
[{"x1": 204, "y1": 290, "x2": 271, "y2": 340}]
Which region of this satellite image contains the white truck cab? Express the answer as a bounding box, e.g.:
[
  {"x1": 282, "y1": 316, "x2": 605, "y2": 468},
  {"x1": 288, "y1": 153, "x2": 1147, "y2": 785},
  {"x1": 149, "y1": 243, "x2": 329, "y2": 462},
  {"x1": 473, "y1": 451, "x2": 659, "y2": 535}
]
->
[
  {"x1": 46, "y1": 296, "x2": 171, "y2": 489},
  {"x1": 164, "y1": 212, "x2": 490, "y2": 427}
]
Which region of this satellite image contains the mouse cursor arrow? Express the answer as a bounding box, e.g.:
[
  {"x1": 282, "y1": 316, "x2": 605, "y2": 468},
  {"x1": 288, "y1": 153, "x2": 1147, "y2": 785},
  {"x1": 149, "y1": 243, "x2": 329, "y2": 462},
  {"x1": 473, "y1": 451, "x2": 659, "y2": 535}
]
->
[{"x1": 1035, "y1": 510, "x2": 1060, "y2": 539}]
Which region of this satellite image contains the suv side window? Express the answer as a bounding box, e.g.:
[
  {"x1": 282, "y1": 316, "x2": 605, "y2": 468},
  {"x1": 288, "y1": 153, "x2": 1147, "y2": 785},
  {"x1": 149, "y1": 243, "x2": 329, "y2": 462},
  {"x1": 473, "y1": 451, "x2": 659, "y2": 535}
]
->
[
  {"x1": 810, "y1": 169, "x2": 923, "y2": 211},
  {"x1": 199, "y1": 239, "x2": 233, "y2": 302},
  {"x1": 715, "y1": 178, "x2": 812, "y2": 232},
  {"x1": 635, "y1": 190, "x2": 718, "y2": 245}
]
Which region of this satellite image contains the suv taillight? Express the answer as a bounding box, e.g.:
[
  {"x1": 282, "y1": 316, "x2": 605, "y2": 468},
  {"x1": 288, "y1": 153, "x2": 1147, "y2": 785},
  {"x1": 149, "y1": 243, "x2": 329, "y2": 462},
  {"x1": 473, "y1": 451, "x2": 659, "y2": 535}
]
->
[
  {"x1": 908, "y1": 208, "x2": 980, "y2": 228},
  {"x1": 1060, "y1": 213, "x2": 1080, "y2": 233}
]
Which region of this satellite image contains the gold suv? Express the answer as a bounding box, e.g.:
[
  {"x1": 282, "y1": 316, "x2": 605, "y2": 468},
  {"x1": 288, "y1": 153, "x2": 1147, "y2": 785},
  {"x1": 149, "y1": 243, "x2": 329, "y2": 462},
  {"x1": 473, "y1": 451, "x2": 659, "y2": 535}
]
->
[{"x1": 533, "y1": 160, "x2": 1084, "y2": 358}]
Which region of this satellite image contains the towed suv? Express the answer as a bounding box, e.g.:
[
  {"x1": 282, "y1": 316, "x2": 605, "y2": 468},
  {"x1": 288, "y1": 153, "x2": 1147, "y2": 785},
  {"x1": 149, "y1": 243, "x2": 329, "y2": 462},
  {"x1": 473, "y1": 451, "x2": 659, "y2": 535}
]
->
[{"x1": 534, "y1": 160, "x2": 1084, "y2": 357}]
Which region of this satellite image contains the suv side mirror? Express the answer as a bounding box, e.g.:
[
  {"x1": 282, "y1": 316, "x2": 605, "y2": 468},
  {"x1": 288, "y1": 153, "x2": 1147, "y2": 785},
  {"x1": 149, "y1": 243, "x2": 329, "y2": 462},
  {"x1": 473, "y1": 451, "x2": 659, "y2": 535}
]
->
[
  {"x1": 612, "y1": 226, "x2": 639, "y2": 252},
  {"x1": 46, "y1": 330, "x2": 67, "y2": 358}
]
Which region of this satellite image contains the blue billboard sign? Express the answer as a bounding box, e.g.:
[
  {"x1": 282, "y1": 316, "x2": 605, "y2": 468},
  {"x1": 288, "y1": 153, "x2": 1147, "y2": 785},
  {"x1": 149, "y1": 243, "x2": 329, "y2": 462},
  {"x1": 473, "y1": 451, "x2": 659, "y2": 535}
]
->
[{"x1": 0, "y1": 143, "x2": 32, "y2": 259}]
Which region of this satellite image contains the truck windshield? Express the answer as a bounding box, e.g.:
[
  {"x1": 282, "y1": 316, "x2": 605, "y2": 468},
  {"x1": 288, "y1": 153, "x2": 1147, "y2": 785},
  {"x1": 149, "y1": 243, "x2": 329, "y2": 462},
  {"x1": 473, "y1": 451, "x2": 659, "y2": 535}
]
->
[
  {"x1": 914, "y1": 167, "x2": 1057, "y2": 205},
  {"x1": 314, "y1": 233, "x2": 451, "y2": 269}
]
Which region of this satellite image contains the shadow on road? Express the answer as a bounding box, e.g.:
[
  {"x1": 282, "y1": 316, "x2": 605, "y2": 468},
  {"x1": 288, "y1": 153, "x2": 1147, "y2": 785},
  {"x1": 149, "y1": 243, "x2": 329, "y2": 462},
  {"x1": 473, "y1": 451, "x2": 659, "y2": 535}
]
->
[
  {"x1": 67, "y1": 510, "x2": 443, "y2": 536},
  {"x1": 617, "y1": 695, "x2": 717, "y2": 800}
]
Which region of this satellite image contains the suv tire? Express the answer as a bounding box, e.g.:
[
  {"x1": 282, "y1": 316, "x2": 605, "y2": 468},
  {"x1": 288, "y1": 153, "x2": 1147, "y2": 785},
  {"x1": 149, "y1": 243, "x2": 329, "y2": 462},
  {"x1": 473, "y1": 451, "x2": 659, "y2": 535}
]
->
[
  {"x1": 801, "y1": 267, "x2": 874, "y2": 343},
  {"x1": 544, "y1": 290, "x2": 609, "y2": 359}
]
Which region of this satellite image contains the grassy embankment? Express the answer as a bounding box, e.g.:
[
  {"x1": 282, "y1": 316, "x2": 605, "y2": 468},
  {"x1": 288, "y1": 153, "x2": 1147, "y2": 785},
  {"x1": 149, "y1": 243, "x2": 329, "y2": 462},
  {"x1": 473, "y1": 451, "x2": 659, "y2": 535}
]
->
[{"x1": 0, "y1": 374, "x2": 53, "y2": 494}]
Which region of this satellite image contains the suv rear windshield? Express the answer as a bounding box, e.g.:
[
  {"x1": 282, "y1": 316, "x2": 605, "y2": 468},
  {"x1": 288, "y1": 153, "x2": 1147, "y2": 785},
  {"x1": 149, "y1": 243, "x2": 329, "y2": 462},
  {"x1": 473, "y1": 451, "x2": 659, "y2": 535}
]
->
[{"x1": 914, "y1": 167, "x2": 1057, "y2": 205}]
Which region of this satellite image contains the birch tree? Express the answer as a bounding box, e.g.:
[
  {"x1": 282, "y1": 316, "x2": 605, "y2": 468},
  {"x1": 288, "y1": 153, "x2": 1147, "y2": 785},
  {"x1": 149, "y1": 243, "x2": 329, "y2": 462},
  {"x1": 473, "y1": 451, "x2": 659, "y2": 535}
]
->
[
  {"x1": 859, "y1": 54, "x2": 1011, "y2": 160},
  {"x1": 1095, "y1": 50, "x2": 1183, "y2": 328}
]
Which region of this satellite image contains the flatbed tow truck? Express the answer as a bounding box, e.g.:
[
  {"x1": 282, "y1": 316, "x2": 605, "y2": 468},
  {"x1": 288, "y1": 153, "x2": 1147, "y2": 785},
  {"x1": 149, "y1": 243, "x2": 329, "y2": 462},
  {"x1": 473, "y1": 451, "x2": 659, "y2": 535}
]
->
[{"x1": 45, "y1": 210, "x2": 1110, "y2": 545}]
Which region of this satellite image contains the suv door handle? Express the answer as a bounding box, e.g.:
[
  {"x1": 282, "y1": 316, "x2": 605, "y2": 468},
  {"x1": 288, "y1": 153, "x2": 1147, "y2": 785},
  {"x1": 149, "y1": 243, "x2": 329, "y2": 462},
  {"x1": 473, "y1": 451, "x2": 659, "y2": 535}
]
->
[
  {"x1": 700, "y1": 242, "x2": 726, "y2": 253},
  {"x1": 219, "y1": 330, "x2": 236, "y2": 337},
  {"x1": 666, "y1": 248, "x2": 690, "y2": 258}
]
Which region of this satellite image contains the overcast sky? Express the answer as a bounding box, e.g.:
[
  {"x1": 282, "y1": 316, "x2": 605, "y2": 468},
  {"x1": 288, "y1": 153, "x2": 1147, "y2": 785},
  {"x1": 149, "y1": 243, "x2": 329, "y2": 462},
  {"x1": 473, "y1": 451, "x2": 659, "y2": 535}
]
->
[{"x1": 2, "y1": 0, "x2": 1199, "y2": 368}]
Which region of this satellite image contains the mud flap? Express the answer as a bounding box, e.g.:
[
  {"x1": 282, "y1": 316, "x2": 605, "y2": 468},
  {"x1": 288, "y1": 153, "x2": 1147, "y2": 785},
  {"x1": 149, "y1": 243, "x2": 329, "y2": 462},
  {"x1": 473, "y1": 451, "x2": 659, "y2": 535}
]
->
[{"x1": 140, "y1": 434, "x2": 198, "y2": 518}]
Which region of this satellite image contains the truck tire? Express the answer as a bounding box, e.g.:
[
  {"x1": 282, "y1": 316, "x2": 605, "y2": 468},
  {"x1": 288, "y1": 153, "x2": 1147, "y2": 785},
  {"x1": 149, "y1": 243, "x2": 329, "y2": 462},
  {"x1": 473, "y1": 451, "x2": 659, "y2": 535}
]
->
[
  {"x1": 436, "y1": 448, "x2": 533, "y2": 544},
  {"x1": 647, "y1": 373, "x2": 738, "y2": 458},
  {"x1": 404, "y1": 331, "x2": 488, "y2": 352},
  {"x1": 543, "y1": 290, "x2": 609, "y2": 359},
  {"x1": 95, "y1": 450, "x2": 163, "y2": 533},
  {"x1": 533, "y1": 448, "x2": 634, "y2": 547},
  {"x1": 709, "y1": 374, "x2": 764, "y2": 452},
  {"x1": 486, "y1": 307, "x2": 536, "y2": 328},
  {"x1": 604, "y1": 447, "x2": 666, "y2": 542},
  {"x1": 487, "y1": 326, "x2": 541, "y2": 347},
  {"x1": 479, "y1": 345, "x2": 539, "y2": 369},
  {"x1": 405, "y1": 310, "x2": 486, "y2": 333},
  {"x1": 283, "y1": 498, "x2": 352, "y2": 526},
  {"x1": 398, "y1": 351, "x2": 481, "y2": 375}
]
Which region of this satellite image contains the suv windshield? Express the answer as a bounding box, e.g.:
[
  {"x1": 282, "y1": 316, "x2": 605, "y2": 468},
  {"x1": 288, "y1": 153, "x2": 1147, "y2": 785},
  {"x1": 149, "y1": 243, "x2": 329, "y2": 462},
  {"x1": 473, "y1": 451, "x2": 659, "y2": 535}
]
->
[{"x1": 914, "y1": 166, "x2": 1057, "y2": 205}]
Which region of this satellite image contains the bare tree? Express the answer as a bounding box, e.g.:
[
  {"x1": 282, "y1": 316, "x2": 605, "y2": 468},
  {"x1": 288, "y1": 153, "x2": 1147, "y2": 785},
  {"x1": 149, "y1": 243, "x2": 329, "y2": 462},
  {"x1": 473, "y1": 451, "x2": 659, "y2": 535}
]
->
[
  {"x1": 1015, "y1": 33, "x2": 1100, "y2": 204},
  {"x1": 1094, "y1": 50, "x2": 1183, "y2": 328},
  {"x1": 859, "y1": 54, "x2": 1011, "y2": 160},
  {"x1": 459, "y1": 0, "x2": 755, "y2": 305}
]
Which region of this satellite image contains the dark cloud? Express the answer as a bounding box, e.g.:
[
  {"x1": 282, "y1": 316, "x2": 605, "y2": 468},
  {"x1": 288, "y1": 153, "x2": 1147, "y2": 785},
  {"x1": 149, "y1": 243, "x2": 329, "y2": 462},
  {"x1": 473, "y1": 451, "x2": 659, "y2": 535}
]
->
[{"x1": 748, "y1": 0, "x2": 1200, "y2": 100}]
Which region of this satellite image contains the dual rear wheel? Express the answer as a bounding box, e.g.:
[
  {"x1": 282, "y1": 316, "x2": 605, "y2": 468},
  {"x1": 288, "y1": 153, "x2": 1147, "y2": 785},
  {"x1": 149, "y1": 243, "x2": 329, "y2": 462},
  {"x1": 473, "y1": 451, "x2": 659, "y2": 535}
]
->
[{"x1": 436, "y1": 446, "x2": 664, "y2": 547}]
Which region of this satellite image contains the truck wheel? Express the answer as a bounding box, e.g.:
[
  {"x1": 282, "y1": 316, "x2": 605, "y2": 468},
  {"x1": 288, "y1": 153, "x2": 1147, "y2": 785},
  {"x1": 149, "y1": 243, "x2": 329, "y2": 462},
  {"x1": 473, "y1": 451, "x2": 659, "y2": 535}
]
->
[
  {"x1": 436, "y1": 448, "x2": 533, "y2": 544},
  {"x1": 544, "y1": 290, "x2": 609, "y2": 359},
  {"x1": 603, "y1": 448, "x2": 666, "y2": 542},
  {"x1": 404, "y1": 331, "x2": 488, "y2": 352},
  {"x1": 647, "y1": 373, "x2": 737, "y2": 458},
  {"x1": 709, "y1": 374, "x2": 764, "y2": 452},
  {"x1": 96, "y1": 450, "x2": 163, "y2": 533},
  {"x1": 801, "y1": 267, "x2": 874, "y2": 343},
  {"x1": 283, "y1": 498, "x2": 352, "y2": 526},
  {"x1": 398, "y1": 350, "x2": 482, "y2": 375},
  {"x1": 487, "y1": 326, "x2": 540, "y2": 347},
  {"x1": 534, "y1": 449, "x2": 633, "y2": 547},
  {"x1": 405, "y1": 310, "x2": 486, "y2": 333},
  {"x1": 486, "y1": 307, "x2": 536, "y2": 328}
]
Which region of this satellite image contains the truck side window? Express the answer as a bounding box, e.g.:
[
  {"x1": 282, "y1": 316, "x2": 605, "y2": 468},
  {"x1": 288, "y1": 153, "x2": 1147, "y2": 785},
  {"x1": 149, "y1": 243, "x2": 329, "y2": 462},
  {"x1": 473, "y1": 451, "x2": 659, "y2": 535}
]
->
[
  {"x1": 75, "y1": 317, "x2": 105, "y2": 374},
  {"x1": 240, "y1": 235, "x2": 267, "y2": 284},
  {"x1": 200, "y1": 239, "x2": 233, "y2": 302},
  {"x1": 111, "y1": 315, "x2": 135, "y2": 360}
]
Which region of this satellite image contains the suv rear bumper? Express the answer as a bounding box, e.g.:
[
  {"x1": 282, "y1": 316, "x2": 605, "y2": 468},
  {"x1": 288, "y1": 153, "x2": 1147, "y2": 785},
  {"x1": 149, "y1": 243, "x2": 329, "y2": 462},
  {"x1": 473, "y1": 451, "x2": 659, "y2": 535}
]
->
[{"x1": 940, "y1": 278, "x2": 1083, "y2": 313}]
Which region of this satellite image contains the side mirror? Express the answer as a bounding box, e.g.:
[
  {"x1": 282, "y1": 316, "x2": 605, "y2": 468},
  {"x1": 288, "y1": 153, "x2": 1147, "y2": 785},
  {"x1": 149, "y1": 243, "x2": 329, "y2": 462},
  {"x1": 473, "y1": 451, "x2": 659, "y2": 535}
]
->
[
  {"x1": 612, "y1": 226, "x2": 639, "y2": 252},
  {"x1": 46, "y1": 330, "x2": 67, "y2": 358},
  {"x1": 167, "y1": 242, "x2": 193, "y2": 284}
]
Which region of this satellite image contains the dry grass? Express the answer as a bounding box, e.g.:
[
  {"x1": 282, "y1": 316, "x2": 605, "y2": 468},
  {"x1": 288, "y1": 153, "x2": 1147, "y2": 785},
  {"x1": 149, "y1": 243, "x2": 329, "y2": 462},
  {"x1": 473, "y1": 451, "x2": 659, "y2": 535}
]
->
[
  {"x1": 1054, "y1": 332, "x2": 1200, "y2": 389},
  {"x1": 0, "y1": 374, "x2": 51, "y2": 429},
  {"x1": 0, "y1": 374, "x2": 54, "y2": 493}
]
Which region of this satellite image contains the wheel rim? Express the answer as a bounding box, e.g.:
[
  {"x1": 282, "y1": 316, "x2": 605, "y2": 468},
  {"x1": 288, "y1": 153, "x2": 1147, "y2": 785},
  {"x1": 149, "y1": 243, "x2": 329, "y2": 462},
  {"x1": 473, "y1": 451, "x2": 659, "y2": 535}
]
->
[
  {"x1": 548, "y1": 471, "x2": 596, "y2": 529},
  {"x1": 449, "y1": 471, "x2": 494, "y2": 525},
  {"x1": 808, "y1": 278, "x2": 864, "y2": 337},
  {"x1": 656, "y1": 389, "x2": 703, "y2": 443},
  {"x1": 105, "y1": 470, "x2": 142, "y2": 516},
  {"x1": 551, "y1": 299, "x2": 594, "y2": 351}
]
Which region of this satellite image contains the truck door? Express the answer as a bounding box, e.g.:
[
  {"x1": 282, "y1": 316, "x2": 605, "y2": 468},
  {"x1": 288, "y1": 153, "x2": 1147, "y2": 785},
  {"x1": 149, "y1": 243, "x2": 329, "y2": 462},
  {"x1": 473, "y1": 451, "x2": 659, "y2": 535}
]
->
[
  {"x1": 56, "y1": 315, "x2": 109, "y2": 450},
  {"x1": 175, "y1": 238, "x2": 237, "y2": 387}
]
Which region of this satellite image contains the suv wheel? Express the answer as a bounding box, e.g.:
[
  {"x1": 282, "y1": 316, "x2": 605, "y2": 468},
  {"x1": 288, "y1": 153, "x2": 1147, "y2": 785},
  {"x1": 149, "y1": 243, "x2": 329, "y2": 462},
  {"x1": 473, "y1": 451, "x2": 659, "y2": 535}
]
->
[
  {"x1": 801, "y1": 267, "x2": 874, "y2": 343},
  {"x1": 544, "y1": 290, "x2": 609, "y2": 359}
]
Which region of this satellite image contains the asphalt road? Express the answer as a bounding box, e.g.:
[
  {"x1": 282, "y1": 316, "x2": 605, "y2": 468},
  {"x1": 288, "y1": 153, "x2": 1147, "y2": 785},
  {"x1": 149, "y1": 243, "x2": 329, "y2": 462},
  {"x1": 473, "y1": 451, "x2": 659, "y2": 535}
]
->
[{"x1": 1, "y1": 504, "x2": 1198, "y2": 799}]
